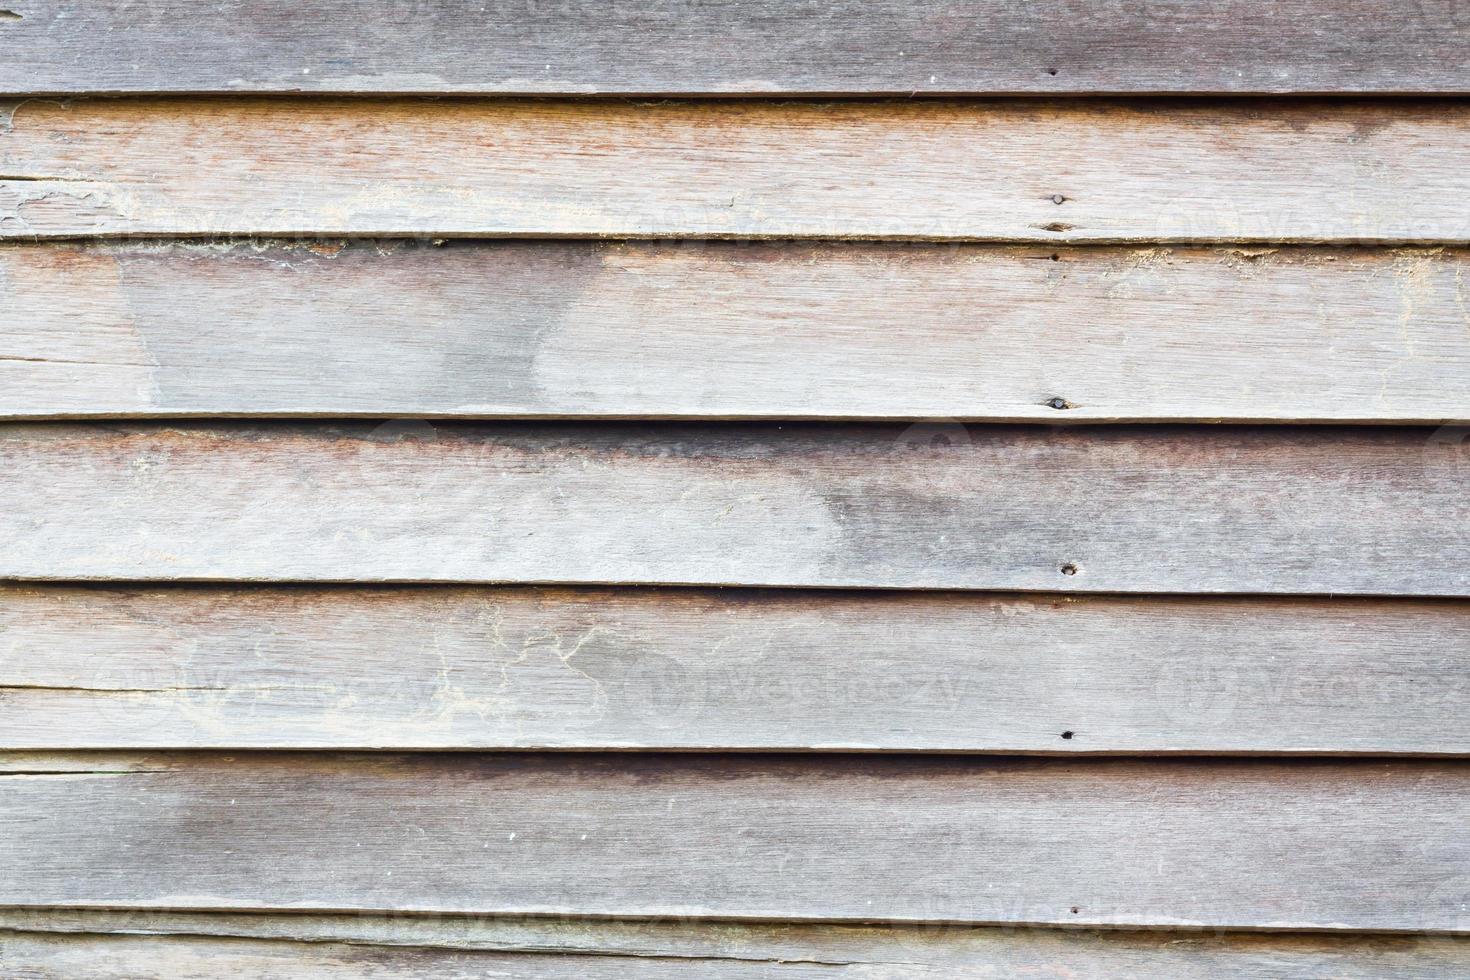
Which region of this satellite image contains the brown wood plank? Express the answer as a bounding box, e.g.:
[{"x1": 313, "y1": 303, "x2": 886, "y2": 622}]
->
[
  {"x1": 4, "y1": 924, "x2": 1470, "y2": 980},
  {"x1": 2, "y1": 585, "x2": 1467, "y2": 754},
  {"x1": 6, "y1": 910, "x2": 1470, "y2": 979},
  {"x1": 3, "y1": 1, "x2": 1469, "y2": 95},
  {"x1": 3, "y1": 99, "x2": 1467, "y2": 242},
  {"x1": 7, "y1": 241, "x2": 1470, "y2": 423},
  {"x1": 0, "y1": 753, "x2": 1465, "y2": 931},
  {"x1": 0, "y1": 422, "x2": 1466, "y2": 595}
]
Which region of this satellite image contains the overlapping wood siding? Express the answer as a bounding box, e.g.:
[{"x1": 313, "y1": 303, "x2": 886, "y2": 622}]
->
[{"x1": 2, "y1": 5, "x2": 1468, "y2": 978}]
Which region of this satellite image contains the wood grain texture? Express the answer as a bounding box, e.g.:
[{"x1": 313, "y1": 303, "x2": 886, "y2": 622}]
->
[
  {"x1": 0, "y1": 752, "x2": 1465, "y2": 931},
  {"x1": 6, "y1": 911, "x2": 1470, "y2": 979},
  {"x1": 2, "y1": 585, "x2": 1467, "y2": 754},
  {"x1": 1, "y1": 422, "x2": 1467, "y2": 594},
  {"x1": 4, "y1": 927, "x2": 1470, "y2": 980},
  {"x1": 3, "y1": 1, "x2": 1470, "y2": 95},
  {"x1": 8, "y1": 241, "x2": 1470, "y2": 423},
  {"x1": 4, "y1": 99, "x2": 1468, "y2": 242}
]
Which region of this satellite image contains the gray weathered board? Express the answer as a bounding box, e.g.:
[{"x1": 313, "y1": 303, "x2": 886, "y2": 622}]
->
[
  {"x1": 0, "y1": 753, "x2": 1465, "y2": 932},
  {"x1": 2, "y1": 0, "x2": 1469, "y2": 95},
  {"x1": 4, "y1": 925, "x2": 1470, "y2": 980},
  {"x1": 1, "y1": 422, "x2": 1467, "y2": 594},
  {"x1": 6, "y1": 241, "x2": 1470, "y2": 423},
  {"x1": 3, "y1": 99, "x2": 1468, "y2": 242},
  {"x1": 2, "y1": 585, "x2": 1467, "y2": 754}
]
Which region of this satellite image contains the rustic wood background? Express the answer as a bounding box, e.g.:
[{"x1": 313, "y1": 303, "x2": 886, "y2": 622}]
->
[{"x1": 1, "y1": 2, "x2": 1468, "y2": 976}]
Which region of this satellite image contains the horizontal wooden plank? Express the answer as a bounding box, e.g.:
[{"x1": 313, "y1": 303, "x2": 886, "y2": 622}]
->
[
  {"x1": 5, "y1": 925, "x2": 1470, "y2": 980},
  {"x1": 1, "y1": 423, "x2": 1466, "y2": 594},
  {"x1": 3, "y1": 1, "x2": 1470, "y2": 95},
  {"x1": 0, "y1": 752, "x2": 1465, "y2": 931},
  {"x1": 7, "y1": 911, "x2": 1470, "y2": 979},
  {"x1": 3, "y1": 99, "x2": 1468, "y2": 242},
  {"x1": 7, "y1": 241, "x2": 1470, "y2": 423},
  {"x1": 2, "y1": 585, "x2": 1467, "y2": 754}
]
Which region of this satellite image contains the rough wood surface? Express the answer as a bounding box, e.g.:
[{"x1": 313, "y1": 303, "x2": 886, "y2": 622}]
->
[
  {"x1": 1, "y1": 422, "x2": 1466, "y2": 595},
  {"x1": 6, "y1": 910, "x2": 1470, "y2": 979},
  {"x1": 4, "y1": 926, "x2": 1470, "y2": 980},
  {"x1": 0, "y1": 753, "x2": 1465, "y2": 931},
  {"x1": 7, "y1": 241, "x2": 1470, "y2": 423},
  {"x1": 1, "y1": 585, "x2": 1467, "y2": 754},
  {"x1": 4, "y1": 99, "x2": 1468, "y2": 242},
  {"x1": 3, "y1": 1, "x2": 1469, "y2": 95}
]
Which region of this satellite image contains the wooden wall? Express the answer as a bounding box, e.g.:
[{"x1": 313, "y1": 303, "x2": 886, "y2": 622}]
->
[{"x1": 2, "y1": 2, "x2": 1469, "y2": 976}]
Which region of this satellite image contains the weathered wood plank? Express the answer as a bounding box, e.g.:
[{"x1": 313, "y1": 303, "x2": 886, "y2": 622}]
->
[
  {"x1": 1, "y1": 423, "x2": 1466, "y2": 594},
  {"x1": 3, "y1": 99, "x2": 1467, "y2": 242},
  {"x1": 2, "y1": 585, "x2": 1467, "y2": 754},
  {"x1": 3, "y1": 1, "x2": 1469, "y2": 96},
  {"x1": 0, "y1": 753, "x2": 1465, "y2": 931},
  {"x1": 7, "y1": 910, "x2": 1470, "y2": 979},
  {"x1": 4, "y1": 926, "x2": 1470, "y2": 980},
  {"x1": 7, "y1": 241, "x2": 1470, "y2": 423}
]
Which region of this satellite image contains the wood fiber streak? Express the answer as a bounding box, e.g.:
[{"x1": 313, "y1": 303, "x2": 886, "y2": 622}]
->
[
  {"x1": 0, "y1": 753, "x2": 1465, "y2": 932},
  {"x1": 0, "y1": 586, "x2": 1466, "y2": 754},
  {"x1": 3, "y1": 927, "x2": 1470, "y2": 979},
  {"x1": 5, "y1": 911, "x2": 1470, "y2": 979},
  {"x1": 3, "y1": 0, "x2": 1469, "y2": 95},
  {"x1": 3, "y1": 100, "x2": 1467, "y2": 242},
  {"x1": 6, "y1": 241, "x2": 1470, "y2": 422},
  {"x1": 0, "y1": 423, "x2": 1466, "y2": 594}
]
